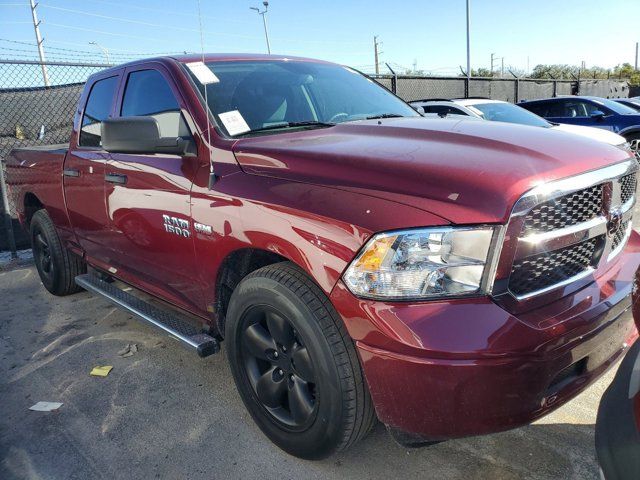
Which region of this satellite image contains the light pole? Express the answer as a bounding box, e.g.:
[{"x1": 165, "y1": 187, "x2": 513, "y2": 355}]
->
[
  {"x1": 89, "y1": 41, "x2": 111, "y2": 65},
  {"x1": 465, "y1": 0, "x2": 471, "y2": 79},
  {"x1": 250, "y1": 1, "x2": 271, "y2": 54}
]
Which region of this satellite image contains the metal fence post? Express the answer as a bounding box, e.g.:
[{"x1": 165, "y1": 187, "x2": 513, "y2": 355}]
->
[
  {"x1": 553, "y1": 80, "x2": 557, "y2": 97},
  {"x1": 464, "y1": 77, "x2": 469, "y2": 99},
  {"x1": 391, "y1": 74, "x2": 397, "y2": 95},
  {"x1": 0, "y1": 160, "x2": 17, "y2": 257}
]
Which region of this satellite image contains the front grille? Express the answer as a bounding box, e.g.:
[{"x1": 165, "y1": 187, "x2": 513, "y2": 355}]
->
[
  {"x1": 621, "y1": 173, "x2": 637, "y2": 204},
  {"x1": 504, "y1": 162, "x2": 637, "y2": 300},
  {"x1": 522, "y1": 184, "x2": 603, "y2": 235},
  {"x1": 509, "y1": 238, "x2": 599, "y2": 296},
  {"x1": 612, "y1": 221, "x2": 630, "y2": 251}
]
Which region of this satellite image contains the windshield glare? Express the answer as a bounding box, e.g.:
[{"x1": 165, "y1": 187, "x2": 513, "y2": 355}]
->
[
  {"x1": 191, "y1": 60, "x2": 418, "y2": 136},
  {"x1": 468, "y1": 102, "x2": 551, "y2": 128}
]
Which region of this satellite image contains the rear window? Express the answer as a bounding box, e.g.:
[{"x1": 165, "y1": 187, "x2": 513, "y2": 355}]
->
[
  {"x1": 79, "y1": 76, "x2": 118, "y2": 147},
  {"x1": 424, "y1": 105, "x2": 468, "y2": 116}
]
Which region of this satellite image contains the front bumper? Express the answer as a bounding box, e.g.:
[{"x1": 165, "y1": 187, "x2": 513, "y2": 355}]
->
[{"x1": 329, "y1": 231, "x2": 640, "y2": 441}]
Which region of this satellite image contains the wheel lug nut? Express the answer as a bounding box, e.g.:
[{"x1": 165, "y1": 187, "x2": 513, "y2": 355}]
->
[
  {"x1": 289, "y1": 374, "x2": 294, "y2": 381},
  {"x1": 273, "y1": 351, "x2": 279, "y2": 358}
]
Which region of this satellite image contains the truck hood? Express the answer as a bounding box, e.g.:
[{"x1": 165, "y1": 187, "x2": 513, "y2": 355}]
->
[{"x1": 232, "y1": 117, "x2": 632, "y2": 224}]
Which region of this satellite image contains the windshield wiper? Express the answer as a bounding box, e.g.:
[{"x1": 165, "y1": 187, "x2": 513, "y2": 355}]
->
[
  {"x1": 236, "y1": 121, "x2": 335, "y2": 136},
  {"x1": 364, "y1": 113, "x2": 405, "y2": 120}
]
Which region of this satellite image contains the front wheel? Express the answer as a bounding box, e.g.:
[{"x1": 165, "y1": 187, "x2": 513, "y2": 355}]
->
[
  {"x1": 30, "y1": 209, "x2": 86, "y2": 296},
  {"x1": 225, "y1": 262, "x2": 376, "y2": 459}
]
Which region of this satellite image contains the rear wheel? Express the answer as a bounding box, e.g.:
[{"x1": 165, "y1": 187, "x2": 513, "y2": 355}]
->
[
  {"x1": 30, "y1": 209, "x2": 86, "y2": 296},
  {"x1": 225, "y1": 262, "x2": 376, "y2": 459}
]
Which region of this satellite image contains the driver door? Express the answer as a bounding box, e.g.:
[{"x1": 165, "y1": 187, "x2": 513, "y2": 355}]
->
[{"x1": 104, "y1": 64, "x2": 203, "y2": 312}]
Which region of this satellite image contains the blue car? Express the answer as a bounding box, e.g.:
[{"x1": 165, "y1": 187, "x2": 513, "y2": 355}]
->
[{"x1": 519, "y1": 96, "x2": 640, "y2": 155}]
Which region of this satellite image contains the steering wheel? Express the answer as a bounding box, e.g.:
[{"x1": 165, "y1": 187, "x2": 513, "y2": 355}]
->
[{"x1": 328, "y1": 112, "x2": 350, "y2": 123}]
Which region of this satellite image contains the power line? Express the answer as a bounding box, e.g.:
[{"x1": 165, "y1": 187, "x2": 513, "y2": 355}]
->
[
  {"x1": 38, "y1": 4, "x2": 368, "y2": 46},
  {"x1": 0, "y1": 38, "x2": 188, "y2": 56}
]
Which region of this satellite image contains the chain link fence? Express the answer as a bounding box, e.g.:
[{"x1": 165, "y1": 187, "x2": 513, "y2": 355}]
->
[
  {"x1": 1, "y1": 59, "x2": 110, "y2": 254},
  {"x1": 0, "y1": 59, "x2": 635, "y2": 254}
]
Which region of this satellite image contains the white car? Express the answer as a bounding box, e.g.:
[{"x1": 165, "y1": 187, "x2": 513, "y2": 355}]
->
[{"x1": 411, "y1": 98, "x2": 629, "y2": 149}]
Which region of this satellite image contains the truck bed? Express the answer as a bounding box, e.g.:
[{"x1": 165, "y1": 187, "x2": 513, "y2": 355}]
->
[{"x1": 5, "y1": 144, "x2": 68, "y2": 231}]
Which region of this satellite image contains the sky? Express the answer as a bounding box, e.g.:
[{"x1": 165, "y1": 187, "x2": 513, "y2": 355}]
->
[{"x1": 1, "y1": 0, "x2": 639, "y2": 76}]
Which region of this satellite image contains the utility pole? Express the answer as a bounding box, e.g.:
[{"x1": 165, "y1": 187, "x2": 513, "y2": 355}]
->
[
  {"x1": 29, "y1": 0, "x2": 50, "y2": 87},
  {"x1": 413, "y1": 58, "x2": 417, "y2": 74},
  {"x1": 490, "y1": 52, "x2": 496, "y2": 76},
  {"x1": 635, "y1": 42, "x2": 638, "y2": 70},
  {"x1": 501, "y1": 57, "x2": 504, "y2": 77},
  {"x1": 465, "y1": 0, "x2": 471, "y2": 80},
  {"x1": 89, "y1": 41, "x2": 110, "y2": 65},
  {"x1": 250, "y1": 2, "x2": 270, "y2": 54},
  {"x1": 374, "y1": 36, "x2": 381, "y2": 74}
]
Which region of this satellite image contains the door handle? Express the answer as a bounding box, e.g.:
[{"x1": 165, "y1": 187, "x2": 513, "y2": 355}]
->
[
  {"x1": 105, "y1": 173, "x2": 128, "y2": 185},
  {"x1": 63, "y1": 168, "x2": 80, "y2": 177}
]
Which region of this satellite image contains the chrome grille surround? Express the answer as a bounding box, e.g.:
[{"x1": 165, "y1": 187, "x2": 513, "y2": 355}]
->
[{"x1": 499, "y1": 159, "x2": 638, "y2": 300}]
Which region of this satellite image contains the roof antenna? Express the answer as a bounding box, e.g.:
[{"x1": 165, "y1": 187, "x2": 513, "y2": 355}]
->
[{"x1": 197, "y1": 0, "x2": 216, "y2": 189}]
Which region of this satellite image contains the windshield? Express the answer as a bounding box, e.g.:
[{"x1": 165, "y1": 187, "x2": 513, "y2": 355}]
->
[
  {"x1": 467, "y1": 102, "x2": 551, "y2": 128},
  {"x1": 593, "y1": 98, "x2": 639, "y2": 115},
  {"x1": 188, "y1": 60, "x2": 418, "y2": 136}
]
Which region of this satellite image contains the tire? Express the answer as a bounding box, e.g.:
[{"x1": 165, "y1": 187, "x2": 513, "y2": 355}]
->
[
  {"x1": 225, "y1": 262, "x2": 376, "y2": 459},
  {"x1": 30, "y1": 209, "x2": 86, "y2": 296}
]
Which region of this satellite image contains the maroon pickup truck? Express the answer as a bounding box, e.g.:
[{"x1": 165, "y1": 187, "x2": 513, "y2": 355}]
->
[{"x1": 6, "y1": 54, "x2": 640, "y2": 459}]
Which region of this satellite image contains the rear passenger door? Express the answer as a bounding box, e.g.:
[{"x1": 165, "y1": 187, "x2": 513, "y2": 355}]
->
[
  {"x1": 64, "y1": 71, "x2": 121, "y2": 263},
  {"x1": 104, "y1": 64, "x2": 203, "y2": 312}
]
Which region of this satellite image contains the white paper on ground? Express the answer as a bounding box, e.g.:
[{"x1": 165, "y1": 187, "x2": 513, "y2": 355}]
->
[
  {"x1": 29, "y1": 401, "x2": 63, "y2": 412},
  {"x1": 218, "y1": 110, "x2": 251, "y2": 136},
  {"x1": 185, "y1": 61, "x2": 220, "y2": 85}
]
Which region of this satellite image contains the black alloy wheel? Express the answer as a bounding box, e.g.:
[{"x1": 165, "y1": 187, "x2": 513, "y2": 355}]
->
[
  {"x1": 225, "y1": 262, "x2": 377, "y2": 459},
  {"x1": 240, "y1": 306, "x2": 317, "y2": 429},
  {"x1": 33, "y1": 226, "x2": 53, "y2": 281},
  {"x1": 30, "y1": 209, "x2": 86, "y2": 296}
]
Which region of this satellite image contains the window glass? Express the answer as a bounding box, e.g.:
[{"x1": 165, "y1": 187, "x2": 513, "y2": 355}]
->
[
  {"x1": 592, "y1": 98, "x2": 636, "y2": 115},
  {"x1": 562, "y1": 101, "x2": 591, "y2": 118},
  {"x1": 191, "y1": 61, "x2": 418, "y2": 136},
  {"x1": 426, "y1": 105, "x2": 468, "y2": 116},
  {"x1": 121, "y1": 69, "x2": 190, "y2": 138},
  {"x1": 79, "y1": 76, "x2": 118, "y2": 147},
  {"x1": 522, "y1": 101, "x2": 564, "y2": 118},
  {"x1": 467, "y1": 102, "x2": 550, "y2": 127}
]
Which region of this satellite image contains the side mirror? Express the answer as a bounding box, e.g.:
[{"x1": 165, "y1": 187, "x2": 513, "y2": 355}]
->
[
  {"x1": 101, "y1": 117, "x2": 194, "y2": 156},
  {"x1": 412, "y1": 106, "x2": 425, "y2": 115},
  {"x1": 591, "y1": 110, "x2": 606, "y2": 120}
]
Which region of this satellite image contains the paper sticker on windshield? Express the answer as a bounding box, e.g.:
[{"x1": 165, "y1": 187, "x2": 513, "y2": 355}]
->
[
  {"x1": 186, "y1": 61, "x2": 219, "y2": 84},
  {"x1": 218, "y1": 110, "x2": 250, "y2": 136}
]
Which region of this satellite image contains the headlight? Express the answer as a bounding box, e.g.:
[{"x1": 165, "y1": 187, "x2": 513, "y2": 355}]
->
[{"x1": 343, "y1": 226, "x2": 498, "y2": 300}]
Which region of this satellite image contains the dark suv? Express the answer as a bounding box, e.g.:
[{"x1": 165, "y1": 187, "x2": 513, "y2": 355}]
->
[{"x1": 519, "y1": 96, "x2": 640, "y2": 155}]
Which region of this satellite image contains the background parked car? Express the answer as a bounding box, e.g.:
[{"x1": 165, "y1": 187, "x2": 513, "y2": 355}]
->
[
  {"x1": 519, "y1": 96, "x2": 640, "y2": 156},
  {"x1": 410, "y1": 98, "x2": 629, "y2": 149},
  {"x1": 614, "y1": 97, "x2": 640, "y2": 112}
]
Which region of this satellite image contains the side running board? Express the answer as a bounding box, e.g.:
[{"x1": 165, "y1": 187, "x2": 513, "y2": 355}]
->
[{"x1": 75, "y1": 274, "x2": 220, "y2": 357}]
